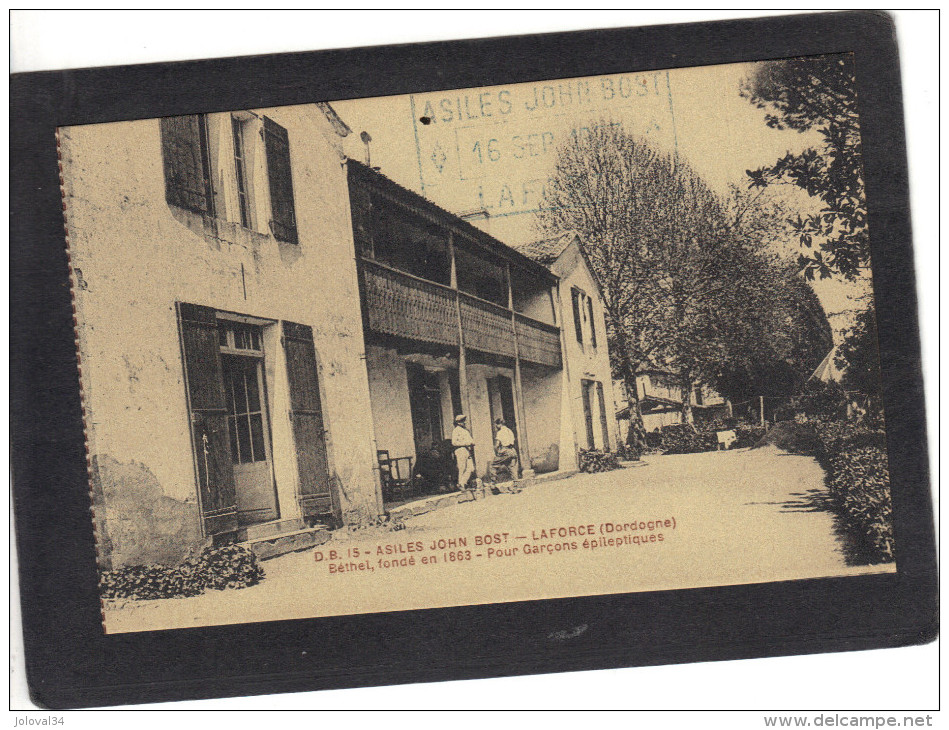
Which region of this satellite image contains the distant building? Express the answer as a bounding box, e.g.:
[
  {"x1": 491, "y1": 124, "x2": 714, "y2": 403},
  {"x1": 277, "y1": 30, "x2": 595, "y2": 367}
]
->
[
  {"x1": 515, "y1": 233, "x2": 619, "y2": 455},
  {"x1": 615, "y1": 370, "x2": 729, "y2": 438}
]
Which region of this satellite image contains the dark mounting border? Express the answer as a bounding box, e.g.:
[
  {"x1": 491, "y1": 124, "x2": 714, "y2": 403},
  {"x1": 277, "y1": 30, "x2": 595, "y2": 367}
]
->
[{"x1": 10, "y1": 10, "x2": 937, "y2": 709}]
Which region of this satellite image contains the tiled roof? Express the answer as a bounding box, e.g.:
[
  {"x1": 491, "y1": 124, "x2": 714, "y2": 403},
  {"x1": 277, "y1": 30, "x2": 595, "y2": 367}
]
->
[{"x1": 514, "y1": 233, "x2": 575, "y2": 266}]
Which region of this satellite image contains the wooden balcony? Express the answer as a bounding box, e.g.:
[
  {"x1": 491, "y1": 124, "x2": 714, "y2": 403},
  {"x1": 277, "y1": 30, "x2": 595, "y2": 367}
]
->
[
  {"x1": 359, "y1": 258, "x2": 561, "y2": 368},
  {"x1": 359, "y1": 258, "x2": 458, "y2": 347}
]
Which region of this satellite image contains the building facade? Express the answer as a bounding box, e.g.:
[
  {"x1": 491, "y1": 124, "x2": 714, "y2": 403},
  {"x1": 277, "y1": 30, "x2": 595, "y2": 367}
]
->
[
  {"x1": 515, "y1": 234, "x2": 619, "y2": 457},
  {"x1": 63, "y1": 105, "x2": 618, "y2": 569},
  {"x1": 615, "y1": 371, "x2": 730, "y2": 438},
  {"x1": 347, "y1": 161, "x2": 572, "y2": 494},
  {"x1": 63, "y1": 105, "x2": 382, "y2": 569}
]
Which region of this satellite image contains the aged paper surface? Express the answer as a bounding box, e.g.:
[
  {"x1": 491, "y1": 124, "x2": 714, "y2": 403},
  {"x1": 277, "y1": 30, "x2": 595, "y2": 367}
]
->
[{"x1": 59, "y1": 59, "x2": 894, "y2": 634}]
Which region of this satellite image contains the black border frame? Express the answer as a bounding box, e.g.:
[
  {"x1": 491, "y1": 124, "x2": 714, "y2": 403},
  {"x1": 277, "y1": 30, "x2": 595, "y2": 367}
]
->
[{"x1": 10, "y1": 10, "x2": 937, "y2": 709}]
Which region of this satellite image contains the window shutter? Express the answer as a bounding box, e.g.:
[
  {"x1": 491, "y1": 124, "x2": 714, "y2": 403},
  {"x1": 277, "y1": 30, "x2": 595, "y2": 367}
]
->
[
  {"x1": 177, "y1": 302, "x2": 238, "y2": 537},
  {"x1": 263, "y1": 117, "x2": 299, "y2": 244},
  {"x1": 571, "y1": 288, "x2": 584, "y2": 344},
  {"x1": 581, "y1": 380, "x2": 595, "y2": 449},
  {"x1": 586, "y1": 296, "x2": 597, "y2": 348},
  {"x1": 161, "y1": 115, "x2": 211, "y2": 214},
  {"x1": 596, "y1": 381, "x2": 610, "y2": 451},
  {"x1": 282, "y1": 321, "x2": 335, "y2": 519}
]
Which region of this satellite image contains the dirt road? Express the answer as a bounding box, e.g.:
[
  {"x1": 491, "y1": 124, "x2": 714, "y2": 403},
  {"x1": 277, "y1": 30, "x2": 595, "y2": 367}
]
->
[{"x1": 103, "y1": 446, "x2": 893, "y2": 633}]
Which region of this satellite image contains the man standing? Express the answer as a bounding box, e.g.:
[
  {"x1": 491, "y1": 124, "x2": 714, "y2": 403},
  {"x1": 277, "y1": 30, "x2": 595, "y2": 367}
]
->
[
  {"x1": 451, "y1": 414, "x2": 475, "y2": 490},
  {"x1": 489, "y1": 418, "x2": 519, "y2": 484}
]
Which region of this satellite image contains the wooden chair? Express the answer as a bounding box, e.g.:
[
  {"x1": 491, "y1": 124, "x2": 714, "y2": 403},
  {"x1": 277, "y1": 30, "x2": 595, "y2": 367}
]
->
[{"x1": 377, "y1": 450, "x2": 415, "y2": 503}]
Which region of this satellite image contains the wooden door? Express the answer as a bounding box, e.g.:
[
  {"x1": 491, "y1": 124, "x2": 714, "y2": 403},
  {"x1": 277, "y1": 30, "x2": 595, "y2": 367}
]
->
[
  {"x1": 596, "y1": 381, "x2": 611, "y2": 452},
  {"x1": 407, "y1": 363, "x2": 443, "y2": 455},
  {"x1": 282, "y1": 321, "x2": 335, "y2": 520},
  {"x1": 177, "y1": 302, "x2": 238, "y2": 539},
  {"x1": 222, "y1": 354, "x2": 278, "y2": 525}
]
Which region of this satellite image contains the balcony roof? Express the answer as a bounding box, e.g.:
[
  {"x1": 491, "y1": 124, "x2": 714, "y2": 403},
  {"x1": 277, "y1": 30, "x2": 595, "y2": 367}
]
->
[{"x1": 346, "y1": 159, "x2": 558, "y2": 284}]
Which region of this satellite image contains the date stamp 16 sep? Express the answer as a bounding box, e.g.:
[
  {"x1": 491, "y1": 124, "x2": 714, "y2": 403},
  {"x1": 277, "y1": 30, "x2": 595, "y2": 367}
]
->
[{"x1": 410, "y1": 71, "x2": 678, "y2": 219}]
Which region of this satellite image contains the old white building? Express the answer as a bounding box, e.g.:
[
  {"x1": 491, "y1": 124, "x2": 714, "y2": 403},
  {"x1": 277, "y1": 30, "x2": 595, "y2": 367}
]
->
[
  {"x1": 515, "y1": 233, "x2": 619, "y2": 457},
  {"x1": 63, "y1": 104, "x2": 622, "y2": 570},
  {"x1": 62, "y1": 104, "x2": 382, "y2": 568}
]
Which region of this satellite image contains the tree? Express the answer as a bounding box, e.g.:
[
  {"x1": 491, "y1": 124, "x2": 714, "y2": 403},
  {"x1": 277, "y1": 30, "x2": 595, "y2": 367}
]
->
[
  {"x1": 537, "y1": 124, "x2": 675, "y2": 440},
  {"x1": 705, "y1": 187, "x2": 834, "y2": 404},
  {"x1": 835, "y1": 302, "x2": 884, "y2": 413},
  {"x1": 538, "y1": 124, "x2": 825, "y2": 432},
  {"x1": 741, "y1": 54, "x2": 867, "y2": 281}
]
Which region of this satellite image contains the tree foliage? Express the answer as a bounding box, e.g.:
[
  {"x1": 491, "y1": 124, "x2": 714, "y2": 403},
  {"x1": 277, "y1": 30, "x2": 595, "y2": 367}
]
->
[
  {"x1": 835, "y1": 302, "x2": 883, "y2": 411},
  {"x1": 741, "y1": 54, "x2": 867, "y2": 281},
  {"x1": 538, "y1": 124, "x2": 831, "y2": 428}
]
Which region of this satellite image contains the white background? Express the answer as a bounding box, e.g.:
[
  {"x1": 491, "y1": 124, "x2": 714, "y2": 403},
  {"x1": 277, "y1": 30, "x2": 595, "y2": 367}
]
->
[{"x1": 7, "y1": 9, "x2": 940, "y2": 723}]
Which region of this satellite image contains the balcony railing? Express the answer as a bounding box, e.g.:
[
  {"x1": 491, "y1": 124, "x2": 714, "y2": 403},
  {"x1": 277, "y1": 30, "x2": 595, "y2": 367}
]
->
[
  {"x1": 515, "y1": 314, "x2": 562, "y2": 368},
  {"x1": 359, "y1": 258, "x2": 561, "y2": 368},
  {"x1": 359, "y1": 259, "x2": 458, "y2": 348},
  {"x1": 459, "y1": 293, "x2": 516, "y2": 359}
]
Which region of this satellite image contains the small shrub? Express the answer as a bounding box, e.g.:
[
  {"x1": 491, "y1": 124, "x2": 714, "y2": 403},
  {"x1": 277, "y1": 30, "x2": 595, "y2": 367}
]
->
[
  {"x1": 100, "y1": 545, "x2": 265, "y2": 600},
  {"x1": 644, "y1": 430, "x2": 664, "y2": 449},
  {"x1": 578, "y1": 448, "x2": 621, "y2": 473},
  {"x1": 659, "y1": 424, "x2": 718, "y2": 455},
  {"x1": 732, "y1": 425, "x2": 766, "y2": 449},
  {"x1": 753, "y1": 420, "x2": 822, "y2": 455}
]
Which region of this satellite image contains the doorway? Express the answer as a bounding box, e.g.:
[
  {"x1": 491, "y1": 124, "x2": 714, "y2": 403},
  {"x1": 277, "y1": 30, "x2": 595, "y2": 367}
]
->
[
  {"x1": 406, "y1": 363, "x2": 445, "y2": 456},
  {"x1": 220, "y1": 333, "x2": 278, "y2": 526},
  {"x1": 487, "y1": 375, "x2": 517, "y2": 443}
]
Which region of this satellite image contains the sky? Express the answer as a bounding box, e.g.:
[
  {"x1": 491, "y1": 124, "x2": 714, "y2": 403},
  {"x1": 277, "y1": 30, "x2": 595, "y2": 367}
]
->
[{"x1": 333, "y1": 60, "x2": 867, "y2": 342}]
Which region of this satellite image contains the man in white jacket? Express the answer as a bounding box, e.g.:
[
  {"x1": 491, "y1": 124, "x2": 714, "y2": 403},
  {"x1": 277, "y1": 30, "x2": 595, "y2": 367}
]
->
[
  {"x1": 451, "y1": 414, "x2": 475, "y2": 490},
  {"x1": 489, "y1": 418, "x2": 519, "y2": 483}
]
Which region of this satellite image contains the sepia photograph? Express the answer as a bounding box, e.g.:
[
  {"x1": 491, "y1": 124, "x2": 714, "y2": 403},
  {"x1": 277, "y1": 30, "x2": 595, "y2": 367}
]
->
[
  {"x1": 58, "y1": 53, "x2": 898, "y2": 635},
  {"x1": 10, "y1": 8, "x2": 940, "y2": 714}
]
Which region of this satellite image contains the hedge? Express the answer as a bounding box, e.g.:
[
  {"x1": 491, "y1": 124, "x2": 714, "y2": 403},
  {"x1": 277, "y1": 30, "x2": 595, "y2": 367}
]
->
[
  {"x1": 814, "y1": 420, "x2": 893, "y2": 563},
  {"x1": 657, "y1": 422, "x2": 765, "y2": 455},
  {"x1": 100, "y1": 544, "x2": 265, "y2": 601},
  {"x1": 825, "y1": 445, "x2": 893, "y2": 563}
]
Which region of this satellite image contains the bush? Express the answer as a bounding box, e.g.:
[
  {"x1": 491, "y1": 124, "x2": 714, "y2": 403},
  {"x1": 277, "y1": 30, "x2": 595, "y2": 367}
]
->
[
  {"x1": 100, "y1": 545, "x2": 265, "y2": 600},
  {"x1": 826, "y1": 445, "x2": 893, "y2": 563},
  {"x1": 732, "y1": 425, "x2": 766, "y2": 449},
  {"x1": 578, "y1": 448, "x2": 621, "y2": 473},
  {"x1": 753, "y1": 421, "x2": 822, "y2": 454},
  {"x1": 813, "y1": 418, "x2": 887, "y2": 457},
  {"x1": 659, "y1": 424, "x2": 718, "y2": 455},
  {"x1": 797, "y1": 379, "x2": 849, "y2": 419}
]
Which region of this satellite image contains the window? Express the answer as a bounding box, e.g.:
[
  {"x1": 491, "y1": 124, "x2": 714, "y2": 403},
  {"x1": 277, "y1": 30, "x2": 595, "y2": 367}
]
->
[
  {"x1": 263, "y1": 116, "x2": 298, "y2": 244},
  {"x1": 571, "y1": 287, "x2": 599, "y2": 347},
  {"x1": 571, "y1": 288, "x2": 584, "y2": 344},
  {"x1": 162, "y1": 112, "x2": 302, "y2": 244},
  {"x1": 161, "y1": 114, "x2": 214, "y2": 215},
  {"x1": 231, "y1": 116, "x2": 252, "y2": 229},
  {"x1": 586, "y1": 295, "x2": 598, "y2": 348}
]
